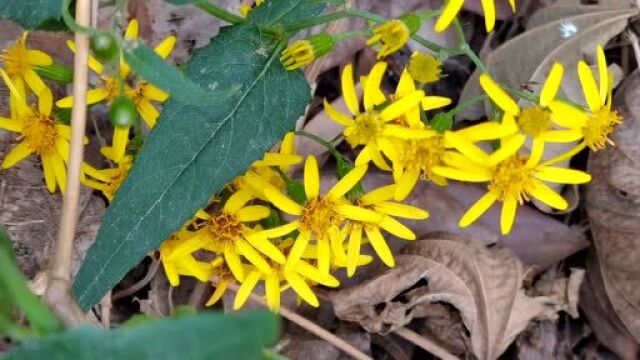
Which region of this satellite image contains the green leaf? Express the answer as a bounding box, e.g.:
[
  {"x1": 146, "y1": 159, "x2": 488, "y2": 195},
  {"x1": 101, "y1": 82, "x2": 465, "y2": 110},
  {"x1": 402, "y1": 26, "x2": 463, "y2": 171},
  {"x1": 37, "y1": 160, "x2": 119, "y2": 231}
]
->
[
  {"x1": 0, "y1": 0, "x2": 63, "y2": 29},
  {"x1": 4, "y1": 311, "x2": 279, "y2": 360},
  {"x1": 0, "y1": 227, "x2": 61, "y2": 336},
  {"x1": 248, "y1": 0, "x2": 327, "y2": 29},
  {"x1": 74, "y1": 24, "x2": 311, "y2": 309},
  {"x1": 122, "y1": 41, "x2": 237, "y2": 106}
]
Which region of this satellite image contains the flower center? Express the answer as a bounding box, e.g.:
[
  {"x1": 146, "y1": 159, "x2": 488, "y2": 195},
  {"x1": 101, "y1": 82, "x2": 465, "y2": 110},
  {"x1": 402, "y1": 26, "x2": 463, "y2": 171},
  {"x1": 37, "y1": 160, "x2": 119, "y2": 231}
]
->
[
  {"x1": 345, "y1": 111, "x2": 384, "y2": 146},
  {"x1": 408, "y1": 52, "x2": 442, "y2": 84},
  {"x1": 517, "y1": 106, "x2": 552, "y2": 138},
  {"x1": 206, "y1": 213, "x2": 243, "y2": 245},
  {"x1": 103, "y1": 157, "x2": 133, "y2": 200},
  {"x1": 21, "y1": 109, "x2": 57, "y2": 155},
  {"x1": 103, "y1": 76, "x2": 121, "y2": 103},
  {"x1": 377, "y1": 20, "x2": 410, "y2": 48},
  {"x1": 582, "y1": 108, "x2": 622, "y2": 151},
  {"x1": 400, "y1": 136, "x2": 446, "y2": 179},
  {"x1": 300, "y1": 197, "x2": 340, "y2": 237},
  {"x1": 1, "y1": 39, "x2": 29, "y2": 76},
  {"x1": 488, "y1": 155, "x2": 535, "y2": 202}
]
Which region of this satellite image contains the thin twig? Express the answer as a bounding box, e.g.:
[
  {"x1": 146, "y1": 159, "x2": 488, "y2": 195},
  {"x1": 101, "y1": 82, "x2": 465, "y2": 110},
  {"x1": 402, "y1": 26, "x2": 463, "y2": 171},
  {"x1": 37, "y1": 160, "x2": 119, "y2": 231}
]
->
[
  {"x1": 393, "y1": 327, "x2": 458, "y2": 360},
  {"x1": 112, "y1": 258, "x2": 160, "y2": 301},
  {"x1": 626, "y1": 30, "x2": 640, "y2": 68},
  {"x1": 100, "y1": 292, "x2": 111, "y2": 328},
  {"x1": 187, "y1": 281, "x2": 208, "y2": 308},
  {"x1": 43, "y1": 0, "x2": 92, "y2": 326},
  {"x1": 225, "y1": 283, "x2": 371, "y2": 360}
]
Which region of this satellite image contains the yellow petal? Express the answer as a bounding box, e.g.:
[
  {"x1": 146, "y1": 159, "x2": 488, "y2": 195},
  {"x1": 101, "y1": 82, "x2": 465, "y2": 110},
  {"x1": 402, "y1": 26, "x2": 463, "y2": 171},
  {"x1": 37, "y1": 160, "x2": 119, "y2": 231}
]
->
[
  {"x1": 432, "y1": 166, "x2": 492, "y2": 182},
  {"x1": 341, "y1": 64, "x2": 360, "y2": 115},
  {"x1": 541, "y1": 142, "x2": 587, "y2": 167},
  {"x1": 347, "y1": 224, "x2": 362, "y2": 277},
  {"x1": 479, "y1": 74, "x2": 520, "y2": 115},
  {"x1": 396, "y1": 69, "x2": 416, "y2": 97},
  {"x1": 379, "y1": 216, "x2": 415, "y2": 240},
  {"x1": 2, "y1": 141, "x2": 33, "y2": 168},
  {"x1": 597, "y1": 45, "x2": 607, "y2": 104},
  {"x1": 455, "y1": 120, "x2": 518, "y2": 142},
  {"x1": 548, "y1": 100, "x2": 588, "y2": 129},
  {"x1": 481, "y1": 0, "x2": 496, "y2": 32},
  {"x1": 317, "y1": 237, "x2": 331, "y2": 275},
  {"x1": 23, "y1": 68, "x2": 46, "y2": 94},
  {"x1": 0, "y1": 70, "x2": 24, "y2": 103},
  {"x1": 284, "y1": 272, "x2": 319, "y2": 307},
  {"x1": 0, "y1": 116, "x2": 21, "y2": 132},
  {"x1": 246, "y1": 236, "x2": 286, "y2": 264},
  {"x1": 538, "y1": 129, "x2": 583, "y2": 143},
  {"x1": 382, "y1": 124, "x2": 434, "y2": 139},
  {"x1": 284, "y1": 230, "x2": 310, "y2": 273},
  {"x1": 233, "y1": 270, "x2": 261, "y2": 310},
  {"x1": 112, "y1": 125, "x2": 130, "y2": 163},
  {"x1": 540, "y1": 63, "x2": 563, "y2": 107},
  {"x1": 51, "y1": 152, "x2": 67, "y2": 193},
  {"x1": 323, "y1": 99, "x2": 354, "y2": 127},
  {"x1": 143, "y1": 84, "x2": 169, "y2": 102},
  {"x1": 530, "y1": 181, "x2": 568, "y2": 210},
  {"x1": 359, "y1": 185, "x2": 396, "y2": 205},
  {"x1": 154, "y1": 36, "x2": 177, "y2": 59},
  {"x1": 444, "y1": 131, "x2": 490, "y2": 164},
  {"x1": 295, "y1": 260, "x2": 339, "y2": 287},
  {"x1": 374, "y1": 202, "x2": 429, "y2": 220},
  {"x1": 236, "y1": 239, "x2": 272, "y2": 275},
  {"x1": 500, "y1": 196, "x2": 518, "y2": 235},
  {"x1": 248, "y1": 220, "x2": 300, "y2": 240},
  {"x1": 421, "y1": 96, "x2": 452, "y2": 111},
  {"x1": 68, "y1": 39, "x2": 104, "y2": 74},
  {"x1": 224, "y1": 189, "x2": 255, "y2": 214},
  {"x1": 394, "y1": 167, "x2": 420, "y2": 201},
  {"x1": 224, "y1": 246, "x2": 245, "y2": 282},
  {"x1": 26, "y1": 50, "x2": 53, "y2": 66},
  {"x1": 265, "y1": 274, "x2": 281, "y2": 311},
  {"x1": 336, "y1": 205, "x2": 383, "y2": 223},
  {"x1": 125, "y1": 19, "x2": 139, "y2": 39},
  {"x1": 435, "y1": 0, "x2": 464, "y2": 32},
  {"x1": 326, "y1": 164, "x2": 368, "y2": 200},
  {"x1": 364, "y1": 226, "x2": 395, "y2": 267},
  {"x1": 41, "y1": 154, "x2": 56, "y2": 193},
  {"x1": 380, "y1": 91, "x2": 425, "y2": 121},
  {"x1": 234, "y1": 205, "x2": 270, "y2": 222},
  {"x1": 38, "y1": 87, "x2": 53, "y2": 116},
  {"x1": 578, "y1": 61, "x2": 601, "y2": 112},
  {"x1": 264, "y1": 187, "x2": 303, "y2": 215},
  {"x1": 329, "y1": 226, "x2": 347, "y2": 264},
  {"x1": 162, "y1": 262, "x2": 180, "y2": 287},
  {"x1": 304, "y1": 156, "x2": 320, "y2": 200},
  {"x1": 364, "y1": 62, "x2": 388, "y2": 111},
  {"x1": 526, "y1": 138, "x2": 544, "y2": 168},
  {"x1": 487, "y1": 134, "x2": 525, "y2": 166},
  {"x1": 459, "y1": 192, "x2": 496, "y2": 227},
  {"x1": 205, "y1": 280, "x2": 229, "y2": 306},
  {"x1": 137, "y1": 100, "x2": 159, "y2": 128},
  {"x1": 534, "y1": 166, "x2": 592, "y2": 184}
]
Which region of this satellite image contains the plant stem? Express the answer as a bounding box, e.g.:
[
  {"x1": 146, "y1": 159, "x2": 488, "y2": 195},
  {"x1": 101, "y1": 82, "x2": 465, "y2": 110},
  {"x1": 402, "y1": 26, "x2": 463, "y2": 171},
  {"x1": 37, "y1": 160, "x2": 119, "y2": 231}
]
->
[
  {"x1": 447, "y1": 94, "x2": 489, "y2": 116},
  {"x1": 196, "y1": 0, "x2": 245, "y2": 25},
  {"x1": 44, "y1": 0, "x2": 91, "y2": 327},
  {"x1": 453, "y1": 19, "x2": 487, "y2": 73},
  {"x1": 295, "y1": 130, "x2": 344, "y2": 161}
]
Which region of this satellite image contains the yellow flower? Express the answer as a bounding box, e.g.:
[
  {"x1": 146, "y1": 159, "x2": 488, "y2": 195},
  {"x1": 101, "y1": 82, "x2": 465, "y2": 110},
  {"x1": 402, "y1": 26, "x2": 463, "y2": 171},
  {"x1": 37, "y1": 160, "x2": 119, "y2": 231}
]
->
[
  {"x1": 205, "y1": 258, "x2": 238, "y2": 307},
  {"x1": 367, "y1": 15, "x2": 420, "y2": 59},
  {"x1": 234, "y1": 132, "x2": 301, "y2": 198},
  {"x1": 81, "y1": 155, "x2": 133, "y2": 201},
  {"x1": 0, "y1": 71, "x2": 70, "y2": 193},
  {"x1": 248, "y1": 156, "x2": 381, "y2": 275},
  {"x1": 324, "y1": 62, "x2": 432, "y2": 171},
  {"x1": 432, "y1": 139, "x2": 591, "y2": 234},
  {"x1": 233, "y1": 240, "x2": 340, "y2": 311},
  {"x1": 547, "y1": 45, "x2": 622, "y2": 163},
  {"x1": 281, "y1": 34, "x2": 335, "y2": 71},
  {"x1": 0, "y1": 32, "x2": 53, "y2": 94},
  {"x1": 187, "y1": 190, "x2": 286, "y2": 282},
  {"x1": 240, "y1": 0, "x2": 265, "y2": 17},
  {"x1": 407, "y1": 51, "x2": 442, "y2": 84},
  {"x1": 343, "y1": 184, "x2": 428, "y2": 275},
  {"x1": 435, "y1": 0, "x2": 515, "y2": 33},
  {"x1": 473, "y1": 66, "x2": 584, "y2": 154},
  {"x1": 384, "y1": 69, "x2": 452, "y2": 200},
  {"x1": 160, "y1": 229, "x2": 215, "y2": 287}
]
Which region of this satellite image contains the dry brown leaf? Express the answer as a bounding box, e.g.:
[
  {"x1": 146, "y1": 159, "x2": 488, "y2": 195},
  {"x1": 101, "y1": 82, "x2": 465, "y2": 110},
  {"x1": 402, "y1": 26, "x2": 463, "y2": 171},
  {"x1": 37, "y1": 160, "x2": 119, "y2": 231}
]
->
[
  {"x1": 585, "y1": 70, "x2": 640, "y2": 343},
  {"x1": 532, "y1": 268, "x2": 585, "y2": 318},
  {"x1": 330, "y1": 233, "x2": 574, "y2": 360}
]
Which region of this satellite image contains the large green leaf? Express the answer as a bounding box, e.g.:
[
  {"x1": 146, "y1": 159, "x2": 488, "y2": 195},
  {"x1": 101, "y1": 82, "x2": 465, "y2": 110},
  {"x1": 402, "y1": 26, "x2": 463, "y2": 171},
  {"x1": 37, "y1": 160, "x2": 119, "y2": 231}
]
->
[
  {"x1": 248, "y1": 0, "x2": 326, "y2": 28},
  {"x1": 0, "y1": 0, "x2": 63, "y2": 29},
  {"x1": 123, "y1": 41, "x2": 236, "y2": 106},
  {"x1": 74, "y1": 24, "x2": 311, "y2": 309},
  {"x1": 4, "y1": 311, "x2": 279, "y2": 360}
]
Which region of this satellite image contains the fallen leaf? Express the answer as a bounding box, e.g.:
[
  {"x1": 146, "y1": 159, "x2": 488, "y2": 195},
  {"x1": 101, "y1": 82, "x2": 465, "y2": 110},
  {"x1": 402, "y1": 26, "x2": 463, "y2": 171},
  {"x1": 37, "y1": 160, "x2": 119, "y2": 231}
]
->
[
  {"x1": 330, "y1": 233, "x2": 574, "y2": 360},
  {"x1": 586, "y1": 69, "x2": 640, "y2": 343}
]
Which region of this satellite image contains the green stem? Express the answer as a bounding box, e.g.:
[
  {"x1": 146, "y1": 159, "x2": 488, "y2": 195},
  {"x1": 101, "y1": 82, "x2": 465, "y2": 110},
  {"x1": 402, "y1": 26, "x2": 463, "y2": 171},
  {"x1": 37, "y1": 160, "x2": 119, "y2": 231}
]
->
[
  {"x1": 196, "y1": 1, "x2": 245, "y2": 25},
  {"x1": 504, "y1": 85, "x2": 539, "y2": 103},
  {"x1": 447, "y1": 94, "x2": 489, "y2": 116},
  {"x1": 295, "y1": 130, "x2": 345, "y2": 161},
  {"x1": 62, "y1": 0, "x2": 96, "y2": 34},
  {"x1": 335, "y1": 31, "x2": 367, "y2": 42},
  {"x1": 453, "y1": 19, "x2": 487, "y2": 73}
]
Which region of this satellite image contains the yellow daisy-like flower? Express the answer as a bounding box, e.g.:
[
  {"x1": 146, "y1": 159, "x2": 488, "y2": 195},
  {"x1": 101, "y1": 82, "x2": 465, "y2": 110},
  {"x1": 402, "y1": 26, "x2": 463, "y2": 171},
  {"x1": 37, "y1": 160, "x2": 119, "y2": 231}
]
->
[
  {"x1": 0, "y1": 71, "x2": 70, "y2": 193},
  {"x1": 547, "y1": 45, "x2": 622, "y2": 163},
  {"x1": 432, "y1": 139, "x2": 591, "y2": 234},
  {"x1": 160, "y1": 228, "x2": 215, "y2": 287},
  {"x1": 205, "y1": 258, "x2": 239, "y2": 307},
  {"x1": 343, "y1": 184, "x2": 429, "y2": 276},
  {"x1": 471, "y1": 65, "x2": 584, "y2": 154},
  {"x1": 367, "y1": 15, "x2": 420, "y2": 59},
  {"x1": 407, "y1": 51, "x2": 442, "y2": 84},
  {"x1": 187, "y1": 190, "x2": 286, "y2": 282},
  {"x1": 248, "y1": 156, "x2": 381, "y2": 275},
  {"x1": 81, "y1": 154, "x2": 133, "y2": 201},
  {"x1": 233, "y1": 240, "x2": 340, "y2": 311},
  {"x1": 0, "y1": 32, "x2": 53, "y2": 94},
  {"x1": 435, "y1": 0, "x2": 515, "y2": 33},
  {"x1": 324, "y1": 62, "x2": 432, "y2": 171}
]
